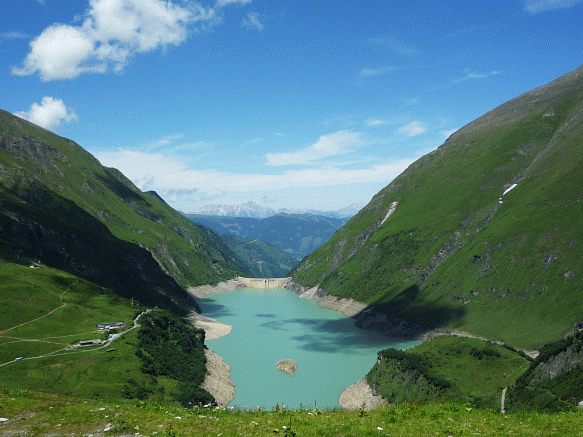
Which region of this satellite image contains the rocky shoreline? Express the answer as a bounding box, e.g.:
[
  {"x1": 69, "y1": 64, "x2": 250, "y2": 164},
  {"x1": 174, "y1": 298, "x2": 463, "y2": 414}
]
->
[
  {"x1": 202, "y1": 348, "x2": 235, "y2": 406},
  {"x1": 338, "y1": 377, "x2": 388, "y2": 411}
]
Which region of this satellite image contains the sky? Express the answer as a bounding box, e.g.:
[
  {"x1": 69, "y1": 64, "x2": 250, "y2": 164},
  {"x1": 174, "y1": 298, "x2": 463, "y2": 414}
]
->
[{"x1": 1, "y1": 0, "x2": 582, "y2": 213}]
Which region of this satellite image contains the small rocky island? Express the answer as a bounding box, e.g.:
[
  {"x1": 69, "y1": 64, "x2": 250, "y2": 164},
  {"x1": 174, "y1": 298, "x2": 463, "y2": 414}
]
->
[{"x1": 276, "y1": 359, "x2": 297, "y2": 376}]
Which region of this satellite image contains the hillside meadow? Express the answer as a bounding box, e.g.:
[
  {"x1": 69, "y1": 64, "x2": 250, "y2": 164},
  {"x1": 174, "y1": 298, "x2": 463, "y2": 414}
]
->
[{"x1": 1, "y1": 387, "x2": 582, "y2": 436}]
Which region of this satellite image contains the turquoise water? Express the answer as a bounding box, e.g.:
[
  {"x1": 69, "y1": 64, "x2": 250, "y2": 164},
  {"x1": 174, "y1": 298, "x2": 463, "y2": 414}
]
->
[{"x1": 198, "y1": 288, "x2": 417, "y2": 410}]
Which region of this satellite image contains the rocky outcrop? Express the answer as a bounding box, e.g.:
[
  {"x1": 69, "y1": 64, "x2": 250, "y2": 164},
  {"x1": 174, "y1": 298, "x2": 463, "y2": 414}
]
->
[
  {"x1": 276, "y1": 359, "x2": 297, "y2": 376},
  {"x1": 338, "y1": 377, "x2": 388, "y2": 411}
]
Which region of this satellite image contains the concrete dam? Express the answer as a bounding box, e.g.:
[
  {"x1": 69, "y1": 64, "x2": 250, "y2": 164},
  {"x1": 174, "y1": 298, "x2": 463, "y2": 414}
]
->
[{"x1": 237, "y1": 276, "x2": 291, "y2": 289}]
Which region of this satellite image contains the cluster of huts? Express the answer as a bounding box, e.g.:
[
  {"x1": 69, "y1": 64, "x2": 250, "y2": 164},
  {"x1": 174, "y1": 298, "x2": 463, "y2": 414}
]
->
[{"x1": 74, "y1": 322, "x2": 126, "y2": 348}]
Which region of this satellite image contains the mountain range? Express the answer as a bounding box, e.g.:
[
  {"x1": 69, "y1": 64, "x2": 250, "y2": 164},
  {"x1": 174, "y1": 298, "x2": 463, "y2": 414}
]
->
[
  {"x1": 2, "y1": 64, "x2": 583, "y2": 416},
  {"x1": 191, "y1": 201, "x2": 364, "y2": 219},
  {"x1": 290, "y1": 64, "x2": 583, "y2": 350},
  {"x1": 185, "y1": 212, "x2": 349, "y2": 260}
]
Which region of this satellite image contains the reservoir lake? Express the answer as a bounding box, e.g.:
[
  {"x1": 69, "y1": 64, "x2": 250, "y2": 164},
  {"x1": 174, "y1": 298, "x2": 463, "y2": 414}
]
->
[{"x1": 198, "y1": 287, "x2": 417, "y2": 410}]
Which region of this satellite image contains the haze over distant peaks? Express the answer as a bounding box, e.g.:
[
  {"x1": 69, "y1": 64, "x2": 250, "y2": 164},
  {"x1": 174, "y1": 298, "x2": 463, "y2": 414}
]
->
[{"x1": 191, "y1": 201, "x2": 364, "y2": 219}]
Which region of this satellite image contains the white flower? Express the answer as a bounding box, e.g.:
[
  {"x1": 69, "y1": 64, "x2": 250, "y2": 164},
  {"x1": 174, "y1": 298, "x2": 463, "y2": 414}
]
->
[{"x1": 377, "y1": 426, "x2": 383, "y2": 430}]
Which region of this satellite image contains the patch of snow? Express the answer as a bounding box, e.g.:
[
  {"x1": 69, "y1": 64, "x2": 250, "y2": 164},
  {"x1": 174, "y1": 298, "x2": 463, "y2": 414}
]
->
[
  {"x1": 502, "y1": 183, "x2": 518, "y2": 196},
  {"x1": 380, "y1": 201, "x2": 398, "y2": 226}
]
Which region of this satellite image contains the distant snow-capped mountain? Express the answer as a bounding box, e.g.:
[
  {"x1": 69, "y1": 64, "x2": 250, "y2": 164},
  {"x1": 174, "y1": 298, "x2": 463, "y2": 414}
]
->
[
  {"x1": 191, "y1": 201, "x2": 364, "y2": 219},
  {"x1": 195, "y1": 201, "x2": 276, "y2": 218}
]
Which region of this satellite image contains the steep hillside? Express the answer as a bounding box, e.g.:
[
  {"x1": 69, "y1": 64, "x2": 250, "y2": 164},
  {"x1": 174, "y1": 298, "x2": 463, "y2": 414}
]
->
[
  {"x1": 0, "y1": 110, "x2": 244, "y2": 314},
  {"x1": 186, "y1": 213, "x2": 348, "y2": 260},
  {"x1": 290, "y1": 65, "x2": 583, "y2": 348},
  {"x1": 219, "y1": 234, "x2": 299, "y2": 277}
]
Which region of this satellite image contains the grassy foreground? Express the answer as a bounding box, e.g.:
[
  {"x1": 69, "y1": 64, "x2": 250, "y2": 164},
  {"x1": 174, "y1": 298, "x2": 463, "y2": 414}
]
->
[{"x1": 1, "y1": 388, "x2": 582, "y2": 437}]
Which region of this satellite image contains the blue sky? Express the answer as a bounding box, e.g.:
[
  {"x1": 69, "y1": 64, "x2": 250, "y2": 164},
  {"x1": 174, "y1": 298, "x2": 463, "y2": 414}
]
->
[{"x1": 1, "y1": 0, "x2": 582, "y2": 213}]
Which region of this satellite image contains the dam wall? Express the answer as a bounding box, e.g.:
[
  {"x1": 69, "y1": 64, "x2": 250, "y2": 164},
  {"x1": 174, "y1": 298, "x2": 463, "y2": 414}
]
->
[{"x1": 238, "y1": 276, "x2": 291, "y2": 289}]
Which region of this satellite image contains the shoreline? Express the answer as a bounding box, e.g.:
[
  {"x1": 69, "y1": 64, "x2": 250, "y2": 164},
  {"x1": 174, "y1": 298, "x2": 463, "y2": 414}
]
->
[
  {"x1": 187, "y1": 277, "x2": 538, "y2": 410},
  {"x1": 202, "y1": 348, "x2": 235, "y2": 406}
]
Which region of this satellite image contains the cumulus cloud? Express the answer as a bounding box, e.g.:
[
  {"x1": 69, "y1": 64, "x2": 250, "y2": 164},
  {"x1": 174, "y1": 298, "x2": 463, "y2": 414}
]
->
[
  {"x1": 266, "y1": 130, "x2": 362, "y2": 166},
  {"x1": 242, "y1": 12, "x2": 264, "y2": 30},
  {"x1": 398, "y1": 121, "x2": 426, "y2": 137},
  {"x1": 14, "y1": 97, "x2": 78, "y2": 130},
  {"x1": 524, "y1": 0, "x2": 583, "y2": 13},
  {"x1": 12, "y1": 0, "x2": 215, "y2": 81}
]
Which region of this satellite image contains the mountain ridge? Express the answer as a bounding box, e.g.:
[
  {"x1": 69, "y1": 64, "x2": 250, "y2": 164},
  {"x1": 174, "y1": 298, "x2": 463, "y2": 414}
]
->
[
  {"x1": 191, "y1": 200, "x2": 364, "y2": 219},
  {"x1": 0, "y1": 109, "x2": 246, "y2": 314},
  {"x1": 290, "y1": 64, "x2": 583, "y2": 349}
]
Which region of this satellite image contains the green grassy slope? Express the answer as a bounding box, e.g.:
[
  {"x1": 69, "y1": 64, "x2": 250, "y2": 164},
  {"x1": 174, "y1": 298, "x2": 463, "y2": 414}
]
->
[
  {"x1": 290, "y1": 65, "x2": 583, "y2": 349},
  {"x1": 0, "y1": 111, "x2": 246, "y2": 404},
  {"x1": 219, "y1": 234, "x2": 299, "y2": 277},
  {"x1": 0, "y1": 110, "x2": 245, "y2": 313},
  {"x1": 367, "y1": 336, "x2": 531, "y2": 409},
  {"x1": 2, "y1": 388, "x2": 582, "y2": 436},
  {"x1": 0, "y1": 260, "x2": 213, "y2": 405}
]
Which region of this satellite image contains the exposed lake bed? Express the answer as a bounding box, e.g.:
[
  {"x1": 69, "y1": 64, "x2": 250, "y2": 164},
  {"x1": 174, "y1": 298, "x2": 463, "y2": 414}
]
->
[{"x1": 191, "y1": 285, "x2": 417, "y2": 410}]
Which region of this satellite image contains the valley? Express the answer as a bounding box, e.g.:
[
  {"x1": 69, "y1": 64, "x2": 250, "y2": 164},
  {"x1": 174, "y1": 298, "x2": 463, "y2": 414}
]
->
[{"x1": 1, "y1": 63, "x2": 583, "y2": 435}]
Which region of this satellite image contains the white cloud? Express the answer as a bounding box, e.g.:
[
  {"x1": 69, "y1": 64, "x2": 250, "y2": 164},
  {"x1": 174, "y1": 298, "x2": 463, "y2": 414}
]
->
[
  {"x1": 266, "y1": 130, "x2": 362, "y2": 166},
  {"x1": 242, "y1": 137, "x2": 264, "y2": 146},
  {"x1": 135, "y1": 175, "x2": 155, "y2": 190},
  {"x1": 366, "y1": 118, "x2": 392, "y2": 127},
  {"x1": 242, "y1": 12, "x2": 264, "y2": 30},
  {"x1": 452, "y1": 69, "x2": 500, "y2": 84},
  {"x1": 161, "y1": 188, "x2": 199, "y2": 202},
  {"x1": 154, "y1": 133, "x2": 184, "y2": 147},
  {"x1": 14, "y1": 97, "x2": 78, "y2": 130},
  {"x1": 1, "y1": 31, "x2": 30, "y2": 40},
  {"x1": 12, "y1": 0, "x2": 215, "y2": 81},
  {"x1": 524, "y1": 0, "x2": 583, "y2": 13},
  {"x1": 359, "y1": 66, "x2": 397, "y2": 78},
  {"x1": 398, "y1": 121, "x2": 426, "y2": 137},
  {"x1": 216, "y1": 0, "x2": 252, "y2": 7},
  {"x1": 95, "y1": 148, "x2": 414, "y2": 194},
  {"x1": 369, "y1": 37, "x2": 419, "y2": 55},
  {"x1": 196, "y1": 189, "x2": 224, "y2": 201}
]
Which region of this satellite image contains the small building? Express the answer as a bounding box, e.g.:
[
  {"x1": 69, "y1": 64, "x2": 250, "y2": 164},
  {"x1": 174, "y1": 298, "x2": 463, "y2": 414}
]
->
[
  {"x1": 77, "y1": 339, "x2": 103, "y2": 347},
  {"x1": 97, "y1": 322, "x2": 125, "y2": 330}
]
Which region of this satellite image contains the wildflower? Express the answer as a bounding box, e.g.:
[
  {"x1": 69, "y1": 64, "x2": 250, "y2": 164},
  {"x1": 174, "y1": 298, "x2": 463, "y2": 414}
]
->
[{"x1": 377, "y1": 426, "x2": 383, "y2": 431}]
